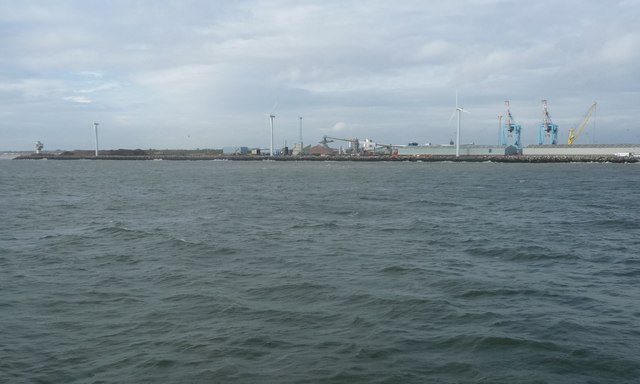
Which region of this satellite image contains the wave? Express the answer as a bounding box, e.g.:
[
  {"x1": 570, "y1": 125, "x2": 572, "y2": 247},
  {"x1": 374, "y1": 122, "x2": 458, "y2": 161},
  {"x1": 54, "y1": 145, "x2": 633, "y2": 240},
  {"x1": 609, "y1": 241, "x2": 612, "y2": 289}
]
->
[
  {"x1": 587, "y1": 217, "x2": 640, "y2": 229},
  {"x1": 289, "y1": 221, "x2": 339, "y2": 230},
  {"x1": 459, "y1": 287, "x2": 540, "y2": 299},
  {"x1": 378, "y1": 265, "x2": 427, "y2": 274},
  {"x1": 244, "y1": 282, "x2": 334, "y2": 303},
  {"x1": 465, "y1": 244, "x2": 580, "y2": 261},
  {"x1": 432, "y1": 334, "x2": 562, "y2": 354}
]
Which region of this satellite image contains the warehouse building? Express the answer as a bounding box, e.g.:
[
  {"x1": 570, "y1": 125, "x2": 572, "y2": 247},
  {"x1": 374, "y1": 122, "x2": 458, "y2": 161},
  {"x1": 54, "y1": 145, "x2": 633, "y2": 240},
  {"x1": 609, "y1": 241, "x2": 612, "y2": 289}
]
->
[
  {"x1": 397, "y1": 144, "x2": 519, "y2": 156},
  {"x1": 523, "y1": 144, "x2": 640, "y2": 157}
]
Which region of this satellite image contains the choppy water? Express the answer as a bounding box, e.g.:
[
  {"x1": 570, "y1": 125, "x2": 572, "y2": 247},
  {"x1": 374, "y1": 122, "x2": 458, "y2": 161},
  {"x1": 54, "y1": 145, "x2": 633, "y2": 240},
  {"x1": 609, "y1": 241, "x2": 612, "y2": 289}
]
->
[{"x1": 1, "y1": 160, "x2": 639, "y2": 383}]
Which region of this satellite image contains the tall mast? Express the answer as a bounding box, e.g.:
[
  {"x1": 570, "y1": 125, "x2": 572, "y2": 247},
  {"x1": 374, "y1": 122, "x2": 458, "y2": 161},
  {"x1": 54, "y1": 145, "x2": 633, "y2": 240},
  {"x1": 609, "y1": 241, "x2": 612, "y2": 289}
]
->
[
  {"x1": 93, "y1": 122, "x2": 99, "y2": 157},
  {"x1": 299, "y1": 116, "x2": 303, "y2": 151}
]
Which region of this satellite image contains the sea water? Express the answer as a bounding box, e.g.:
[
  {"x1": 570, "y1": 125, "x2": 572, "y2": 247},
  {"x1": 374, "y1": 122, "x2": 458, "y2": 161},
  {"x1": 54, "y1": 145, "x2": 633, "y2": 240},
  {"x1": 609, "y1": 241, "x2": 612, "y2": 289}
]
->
[{"x1": 1, "y1": 160, "x2": 639, "y2": 383}]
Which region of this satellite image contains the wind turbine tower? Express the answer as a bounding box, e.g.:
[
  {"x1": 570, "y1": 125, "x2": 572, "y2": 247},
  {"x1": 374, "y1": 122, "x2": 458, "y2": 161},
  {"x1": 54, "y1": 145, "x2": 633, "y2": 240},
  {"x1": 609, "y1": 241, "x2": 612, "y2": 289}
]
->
[
  {"x1": 269, "y1": 114, "x2": 275, "y2": 157},
  {"x1": 93, "y1": 122, "x2": 99, "y2": 157},
  {"x1": 452, "y1": 92, "x2": 468, "y2": 157},
  {"x1": 265, "y1": 103, "x2": 278, "y2": 157}
]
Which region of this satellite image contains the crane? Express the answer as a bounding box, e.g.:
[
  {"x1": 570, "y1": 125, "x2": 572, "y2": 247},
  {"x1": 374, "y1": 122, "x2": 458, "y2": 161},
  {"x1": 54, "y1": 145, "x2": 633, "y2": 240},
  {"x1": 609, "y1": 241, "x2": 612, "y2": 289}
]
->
[
  {"x1": 538, "y1": 100, "x2": 559, "y2": 145},
  {"x1": 320, "y1": 135, "x2": 361, "y2": 154},
  {"x1": 567, "y1": 102, "x2": 597, "y2": 145},
  {"x1": 373, "y1": 142, "x2": 406, "y2": 155},
  {"x1": 500, "y1": 101, "x2": 522, "y2": 149}
]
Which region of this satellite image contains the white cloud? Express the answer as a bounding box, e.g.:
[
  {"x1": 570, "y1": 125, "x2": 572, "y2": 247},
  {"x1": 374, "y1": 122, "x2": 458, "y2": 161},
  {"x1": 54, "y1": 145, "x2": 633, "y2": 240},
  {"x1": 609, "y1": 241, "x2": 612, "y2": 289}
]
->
[
  {"x1": 64, "y1": 96, "x2": 91, "y2": 104},
  {"x1": 78, "y1": 82, "x2": 120, "y2": 93},
  {"x1": 0, "y1": 78, "x2": 65, "y2": 99},
  {"x1": 135, "y1": 65, "x2": 218, "y2": 87},
  {"x1": 331, "y1": 122, "x2": 348, "y2": 132},
  {"x1": 78, "y1": 71, "x2": 104, "y2": 78},
  {"x1": 599, "y1": 33, "x2": 640, "y2": 65},
  {"x1": 415, "y1": 40, "x2": 455, "y2": 62}
]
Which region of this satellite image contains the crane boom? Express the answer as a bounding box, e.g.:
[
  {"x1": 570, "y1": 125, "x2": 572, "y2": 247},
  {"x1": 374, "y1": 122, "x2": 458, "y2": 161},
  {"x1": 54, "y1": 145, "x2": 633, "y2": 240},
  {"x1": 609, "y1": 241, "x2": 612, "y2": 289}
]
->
[
  {"x1": 568, "y1": 102, "x2": 597, "y2": 145},
  {"x1": 323, "y1": 135, "x2": 357, "y2": 142},
  {"x1": 321, "y1": 135, "x2": 361, "y2": 154}
]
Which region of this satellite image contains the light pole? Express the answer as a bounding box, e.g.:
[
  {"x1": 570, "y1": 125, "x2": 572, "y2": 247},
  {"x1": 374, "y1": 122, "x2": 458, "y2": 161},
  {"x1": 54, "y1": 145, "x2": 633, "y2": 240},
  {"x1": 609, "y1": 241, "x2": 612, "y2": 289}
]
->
[
  {"x1": 93, "y1": 122, "x2": 99, "y2": 157},
  {"x1": 299, "y1": 116, "x2": 303, "y2": 153}
]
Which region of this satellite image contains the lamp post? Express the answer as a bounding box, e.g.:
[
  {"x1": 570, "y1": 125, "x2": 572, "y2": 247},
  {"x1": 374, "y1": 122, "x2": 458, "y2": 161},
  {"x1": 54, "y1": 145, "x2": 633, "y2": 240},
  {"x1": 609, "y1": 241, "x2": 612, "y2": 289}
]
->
[{"x1": 93, "y1": 122, "x2": 99, "y2": 157}]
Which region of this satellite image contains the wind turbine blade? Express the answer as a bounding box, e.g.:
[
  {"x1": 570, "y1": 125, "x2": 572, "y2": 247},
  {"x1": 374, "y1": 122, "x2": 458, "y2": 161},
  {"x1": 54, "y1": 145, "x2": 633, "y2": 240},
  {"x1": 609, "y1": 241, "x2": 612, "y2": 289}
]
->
[
  {"x1": 271, "y1": 102, "x2": 279, "y2": 113},
  {"x1": 448, "y1": 110, "x2": 456, "y2": 125},
  {"x1": 458, "y1": 107, "x2": 470, "y2": 114}
]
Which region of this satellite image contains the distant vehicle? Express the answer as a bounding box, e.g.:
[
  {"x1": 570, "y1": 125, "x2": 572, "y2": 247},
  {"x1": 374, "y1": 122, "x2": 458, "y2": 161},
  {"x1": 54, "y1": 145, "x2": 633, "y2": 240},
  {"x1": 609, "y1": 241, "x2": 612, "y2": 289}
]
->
[{"x1": 407, "y1": 142, "x2": 418, "y2": 146}]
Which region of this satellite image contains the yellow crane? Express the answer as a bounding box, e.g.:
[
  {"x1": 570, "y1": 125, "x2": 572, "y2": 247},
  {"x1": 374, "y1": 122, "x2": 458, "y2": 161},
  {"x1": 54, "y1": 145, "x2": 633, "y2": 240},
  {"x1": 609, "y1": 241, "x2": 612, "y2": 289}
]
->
[{"x1": 567, "y1": 102, "x2": 597, "y2": 144}]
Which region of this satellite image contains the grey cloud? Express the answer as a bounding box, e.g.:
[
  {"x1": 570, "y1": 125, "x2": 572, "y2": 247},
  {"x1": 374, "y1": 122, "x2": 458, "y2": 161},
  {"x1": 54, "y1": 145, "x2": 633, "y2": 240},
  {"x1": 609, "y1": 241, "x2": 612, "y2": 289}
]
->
[{"x1": 1, "y1": 0, "x2": 639, "y2": 150}]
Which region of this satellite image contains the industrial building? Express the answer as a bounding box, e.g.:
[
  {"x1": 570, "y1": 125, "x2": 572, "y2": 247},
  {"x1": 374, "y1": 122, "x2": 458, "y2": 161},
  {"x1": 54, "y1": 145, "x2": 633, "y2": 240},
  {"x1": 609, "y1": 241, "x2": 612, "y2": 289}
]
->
[
  {"x1": 222, "y1": 146, "x2": 249, "y2": 155},
  {"x1": 523, "y1": 144, "x2": 640, "y2": 157},
  {"x1": 397, "y1": 144, "x2": 519, "y2": 156}
]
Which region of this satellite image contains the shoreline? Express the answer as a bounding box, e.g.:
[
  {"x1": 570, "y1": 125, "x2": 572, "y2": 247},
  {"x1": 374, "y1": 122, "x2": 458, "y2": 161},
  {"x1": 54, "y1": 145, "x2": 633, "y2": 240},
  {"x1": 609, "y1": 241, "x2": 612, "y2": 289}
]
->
[{"x1": 13, "y1": 154, "x2": 639, "y2": 163}]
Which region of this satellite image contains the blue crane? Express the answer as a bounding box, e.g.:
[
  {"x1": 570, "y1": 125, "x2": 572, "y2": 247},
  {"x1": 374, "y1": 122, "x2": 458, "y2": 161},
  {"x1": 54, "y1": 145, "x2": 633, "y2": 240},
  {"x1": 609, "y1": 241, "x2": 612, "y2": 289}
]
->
[
  {"x1": 538, "y1": 99, "x2": 559, "y2": 145},
  {"x1": 500, "y1": 100, "x2": 522, "y2": 149}
]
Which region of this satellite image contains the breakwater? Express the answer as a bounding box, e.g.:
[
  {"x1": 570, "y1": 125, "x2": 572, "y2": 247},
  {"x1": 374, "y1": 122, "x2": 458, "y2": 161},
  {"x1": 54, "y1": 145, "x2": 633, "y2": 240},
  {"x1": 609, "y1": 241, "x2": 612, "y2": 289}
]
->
[{"x1": 14, "y1": 153, "x2": 639, "y2": 163}]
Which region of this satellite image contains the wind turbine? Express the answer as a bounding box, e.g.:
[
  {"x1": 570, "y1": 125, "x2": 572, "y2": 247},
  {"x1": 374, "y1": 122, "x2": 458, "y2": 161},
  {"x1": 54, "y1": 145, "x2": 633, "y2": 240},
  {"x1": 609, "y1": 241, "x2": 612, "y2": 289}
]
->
[
  {"x1": 265, "y1": 103, "x2": 278, "y2": 157},
  {"x1": 448, "y1": 92, "x2": 469, "y2": 157}
]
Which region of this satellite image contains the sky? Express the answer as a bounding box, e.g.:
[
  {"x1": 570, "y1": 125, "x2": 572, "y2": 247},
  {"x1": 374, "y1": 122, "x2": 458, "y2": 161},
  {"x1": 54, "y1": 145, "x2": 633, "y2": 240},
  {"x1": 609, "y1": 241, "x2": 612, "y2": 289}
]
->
[{"x1": 1, "y1": 0, "x2": 639, "y2": 151}]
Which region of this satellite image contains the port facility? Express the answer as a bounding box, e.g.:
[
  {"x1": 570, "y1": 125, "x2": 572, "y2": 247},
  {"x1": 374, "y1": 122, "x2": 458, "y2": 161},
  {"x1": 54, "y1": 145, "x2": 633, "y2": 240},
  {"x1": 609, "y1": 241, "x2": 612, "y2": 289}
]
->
[{"x1": 522, "y1": 144, "x2": 640, "y2": 157}]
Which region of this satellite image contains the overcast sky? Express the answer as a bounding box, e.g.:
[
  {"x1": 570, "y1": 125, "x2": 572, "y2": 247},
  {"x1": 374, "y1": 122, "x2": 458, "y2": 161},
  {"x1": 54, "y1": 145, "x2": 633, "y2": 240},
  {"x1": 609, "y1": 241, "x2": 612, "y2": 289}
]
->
[{"x1": 1, "y1": 0, "x2": 639, "y2": 151}]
